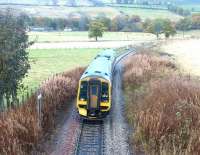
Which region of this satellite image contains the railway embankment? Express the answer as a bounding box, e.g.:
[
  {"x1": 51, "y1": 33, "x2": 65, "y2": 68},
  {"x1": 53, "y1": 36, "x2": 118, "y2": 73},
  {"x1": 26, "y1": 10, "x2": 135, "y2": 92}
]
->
[
  {"x1": 0, "y1": 67, "x2": 85, "y2": 154},
  {"x1": 123, "y1": 47, "x2": 200, "y2": 154}
]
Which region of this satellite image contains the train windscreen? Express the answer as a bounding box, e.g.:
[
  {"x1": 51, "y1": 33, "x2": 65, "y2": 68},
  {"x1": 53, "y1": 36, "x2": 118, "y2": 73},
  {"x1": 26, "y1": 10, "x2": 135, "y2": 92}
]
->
[
  {"x1": 101, "y1": 82, "x2": 109, "y2": 102},
  {"x1": 79, "y1": 81, "x2": 88, "y2": 101}
]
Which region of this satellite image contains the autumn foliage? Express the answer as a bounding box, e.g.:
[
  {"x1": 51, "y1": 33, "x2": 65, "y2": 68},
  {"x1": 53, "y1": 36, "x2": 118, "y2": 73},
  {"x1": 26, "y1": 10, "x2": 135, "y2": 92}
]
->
[{"x1": 124, "y1": 49, "x2": 200, "y2": 154}]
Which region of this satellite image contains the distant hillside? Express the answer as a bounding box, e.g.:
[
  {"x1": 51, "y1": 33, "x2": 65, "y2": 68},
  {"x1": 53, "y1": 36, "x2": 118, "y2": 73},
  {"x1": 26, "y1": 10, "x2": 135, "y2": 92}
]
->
[
  {"x1": 0, "y1": 0, "x2": 102, "y2": 6},
  {"x1": 0, "y1": 0, "x2": 199, "y2": 6}
]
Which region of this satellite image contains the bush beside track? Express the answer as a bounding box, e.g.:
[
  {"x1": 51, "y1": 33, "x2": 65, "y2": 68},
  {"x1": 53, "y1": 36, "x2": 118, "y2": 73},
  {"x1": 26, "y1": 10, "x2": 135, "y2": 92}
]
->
[
  {"x1": 0, "y1": 67, "x2": 85, "y2": 154},
  {"x1": 123, "y1": 48, "x2": 200, "y2": 154}
]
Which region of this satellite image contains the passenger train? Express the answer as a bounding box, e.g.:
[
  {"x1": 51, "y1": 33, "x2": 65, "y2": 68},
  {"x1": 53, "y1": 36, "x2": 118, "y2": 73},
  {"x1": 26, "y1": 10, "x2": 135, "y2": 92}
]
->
[{"x1": 76, "y1": 49, "x2": 116, "y2": 119}]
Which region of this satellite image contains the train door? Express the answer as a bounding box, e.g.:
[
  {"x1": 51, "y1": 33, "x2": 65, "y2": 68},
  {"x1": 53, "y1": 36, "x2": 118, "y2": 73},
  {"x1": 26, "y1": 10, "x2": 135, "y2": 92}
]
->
[
  {"x1": 90, "y1": 85, "x2": 99, "y2": 108},
  {"x1": 88, "y1": 80, "x2": 101, "y2": 116}
]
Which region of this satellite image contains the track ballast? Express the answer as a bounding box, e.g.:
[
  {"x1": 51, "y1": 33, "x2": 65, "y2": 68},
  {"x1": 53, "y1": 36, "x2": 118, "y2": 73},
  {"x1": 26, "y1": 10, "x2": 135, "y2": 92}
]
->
[{"x1": 75, "y1": 120, "x2": 104, "y2": 155}]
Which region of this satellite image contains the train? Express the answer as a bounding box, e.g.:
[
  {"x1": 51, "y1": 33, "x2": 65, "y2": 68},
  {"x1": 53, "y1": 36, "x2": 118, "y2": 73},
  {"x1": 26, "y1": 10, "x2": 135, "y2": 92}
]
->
[{"x1": 76, "y1": 49, "x2": 116, "y2": 119}]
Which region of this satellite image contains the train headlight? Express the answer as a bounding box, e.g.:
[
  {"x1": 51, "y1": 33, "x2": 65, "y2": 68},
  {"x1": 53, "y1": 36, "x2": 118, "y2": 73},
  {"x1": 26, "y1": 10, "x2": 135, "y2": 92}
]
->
[
  {"x1": 80, "y1": 98, "x2": 86, "y2": 101},
  {"x1": 102, "y1": 94, "x2": 108, "y2": 98}
]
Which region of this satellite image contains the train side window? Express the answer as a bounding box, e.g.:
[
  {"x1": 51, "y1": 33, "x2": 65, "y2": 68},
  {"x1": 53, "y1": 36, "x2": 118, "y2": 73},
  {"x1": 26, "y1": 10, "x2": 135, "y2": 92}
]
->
[
  {"x1": 79, "y1": 81, "x2": 88, "y2": 101},
  {"x1": 101, "y1": 82, "x2": 109, "y2": 102}
]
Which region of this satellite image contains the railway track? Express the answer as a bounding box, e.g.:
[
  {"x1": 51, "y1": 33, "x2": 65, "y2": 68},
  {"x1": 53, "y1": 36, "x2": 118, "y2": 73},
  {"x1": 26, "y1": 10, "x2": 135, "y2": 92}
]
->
[
  {"x1": 75, "y1": 120, "x2": 104, "y2": 155},
  {"x1": 74, "y1": 48, "x2": 136, "y2": 155}
]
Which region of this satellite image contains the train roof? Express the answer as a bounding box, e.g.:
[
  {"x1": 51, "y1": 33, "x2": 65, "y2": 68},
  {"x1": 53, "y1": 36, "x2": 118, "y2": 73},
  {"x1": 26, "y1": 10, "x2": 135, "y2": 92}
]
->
[{"x1": 80, "y1": 49, "x2": 116, "y2": 82}]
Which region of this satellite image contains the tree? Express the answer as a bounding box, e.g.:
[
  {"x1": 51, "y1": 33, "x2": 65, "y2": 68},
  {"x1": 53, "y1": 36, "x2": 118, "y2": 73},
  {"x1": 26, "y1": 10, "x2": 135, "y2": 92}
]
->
[
  {"x1": 176, "y1": 17, "x2": 192, "y2": 37},
  {"x1": 163, "y1": 19, "x2": 176, "y2": 38},
  {"x1": 143, "y1": 18, "x2": 152, "y2": 30},
  {"x1": 129, "y1": 15, "x2": 141, "y2": 23},
  {"x1": 145, "y1": 18, "x2": 176, "y2": 39},
  {"x1": 111, "y1": 15, "x2": 129, "y2": 31},
  {"x1": 145, "y1": 19, "x2": 164, "y2": 39},
  {"x1": 0, "y1": 10, "x2": 31, "y2": 108},
  {"x1": 96, "y1": 16, "x2": 111, "y2": 31},
  {"x1": 88, "y1": 20, "x2": 106, "y2": 41},
  {"x1": 192, "y1": 14, "x2": 200, "y2": 29}
]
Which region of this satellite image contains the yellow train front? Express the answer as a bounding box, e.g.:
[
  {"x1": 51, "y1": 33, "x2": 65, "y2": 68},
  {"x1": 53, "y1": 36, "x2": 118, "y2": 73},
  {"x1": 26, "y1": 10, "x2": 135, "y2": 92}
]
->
[{"x1": 76, "y1": 49, "x2": 116, "y2": 119}]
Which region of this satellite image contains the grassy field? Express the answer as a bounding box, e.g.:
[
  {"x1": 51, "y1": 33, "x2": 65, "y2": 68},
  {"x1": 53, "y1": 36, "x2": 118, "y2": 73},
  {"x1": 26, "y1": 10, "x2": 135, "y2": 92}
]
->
[
  {"x1": 162, "y1": 39, "x2": 200, "y2": 76},
  {"x1": 116, "y1": 7, "x2": 182, "y2": 21},
  {"x1": 23, "y1": 48, "x2": 100, "y2": 89},
  {"x1": 180, "y1": 4, "x2": 200, "y2": 12},
  {"x1": 29, "y1": 30, "x2": 200, "y2": 43},
  {"x1": 29, "y1": 31, "x2": 155, "y2": 42},
  {"x1": 176, "y1": 30, "x2": 200, "y2": 38}
]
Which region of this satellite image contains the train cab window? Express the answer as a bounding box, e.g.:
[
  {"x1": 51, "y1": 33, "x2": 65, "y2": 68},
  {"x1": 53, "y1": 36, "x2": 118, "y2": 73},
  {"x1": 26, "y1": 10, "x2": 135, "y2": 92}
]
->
[
  {"x1": 79, "y1": 81, "x2": 88, "y2": 101},
  {"x1": 101, "y1": 82, "x2": 109, "y2": 102}
]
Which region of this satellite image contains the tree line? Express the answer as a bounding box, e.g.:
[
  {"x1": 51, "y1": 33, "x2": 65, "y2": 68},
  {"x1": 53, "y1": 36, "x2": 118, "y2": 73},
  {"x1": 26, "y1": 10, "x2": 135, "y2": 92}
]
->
[
  {"x1": 87, "y1": 13, "x2": 200, "y2": 41},
  {"x1": 167, "y1": 4, "x2": 191, "y2": 16},
  {"x1": 25, "y1": 13, "x2": 200, "y2": 35}
]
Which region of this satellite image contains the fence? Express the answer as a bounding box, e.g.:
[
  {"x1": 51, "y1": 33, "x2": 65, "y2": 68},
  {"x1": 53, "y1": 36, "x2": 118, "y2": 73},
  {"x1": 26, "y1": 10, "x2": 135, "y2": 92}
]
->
[
  {"x1": 0, "y1": 74, "x2": 60, "y2": 126},
  {"x1": 0, "y1": 88, "x2": 36, "y2": 110}
]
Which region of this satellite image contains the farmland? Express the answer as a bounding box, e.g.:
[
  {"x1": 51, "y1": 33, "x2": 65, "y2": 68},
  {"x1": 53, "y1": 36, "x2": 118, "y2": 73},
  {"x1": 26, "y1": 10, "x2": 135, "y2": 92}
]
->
[
  {"x1": 29, "y1": 31, "x2": 155, "y2": 42},
  {"x1": 115, "y1": 7, "x2": 182, "y2": 21},
  {"x1": 180, "y1": 4, "x2": 200, "y2": 12},
  {"x1": 26, "y1": 30, "x2": 200, "y2": 88},
  {"x1": 28, "y1": 30, "x2": 200, "y2": 44},
  {"x1": 162, "y1": 39, "x2": 200, "y2": 76},
  {"x1": 0, "y1": 5, "x2": 182, "y2": 21},
  {"x1": 23, "y1": 48, "x2": 100, "y2": 89}
]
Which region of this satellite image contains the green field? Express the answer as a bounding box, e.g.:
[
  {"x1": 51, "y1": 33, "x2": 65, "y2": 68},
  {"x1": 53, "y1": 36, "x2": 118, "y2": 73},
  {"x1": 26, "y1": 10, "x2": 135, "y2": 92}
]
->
[
  {"x1": 115, "y1": 7, "x2": 182, "y2": 21},
  {"x1": 29, "y1": 31, "x2": 155, "y2": 42},
  {"x1": 24, "y1": 48, "x2": 100, "y2": 89},
  {"x1": 180, "y1": 4, "x2": 200, "y2": 12}
]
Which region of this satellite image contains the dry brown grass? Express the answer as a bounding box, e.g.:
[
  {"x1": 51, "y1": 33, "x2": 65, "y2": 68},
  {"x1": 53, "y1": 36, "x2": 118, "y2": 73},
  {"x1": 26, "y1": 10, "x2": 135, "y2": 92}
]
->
[
  {"x1": 0, "y1": 67, "x2": 85, "y2": 154},
  {"x1": 0, "y1": 95, "x2": 39, "y2": 154},
  {"x1": 123, "y1": 49, "x2": 176, "y2": 87},
  {"x1": 133, "y1": 76, "x2": 200, "y2": 155},
  {"x1": 124, "y1": 48, "x2": 200, "y2": 154},
  {"x1": 40, "y1": 67, "x2": 85, "y2": 131}
]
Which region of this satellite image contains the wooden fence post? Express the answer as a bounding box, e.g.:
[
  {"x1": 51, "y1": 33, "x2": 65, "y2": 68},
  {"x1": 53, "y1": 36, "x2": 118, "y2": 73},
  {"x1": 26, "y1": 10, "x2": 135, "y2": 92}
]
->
[
  {"x1": 0, "y1": 96, "x2": 4, "y2": 111},
  {"x1": 37, "y1": 90, "x2": 43, "y2": 128}
]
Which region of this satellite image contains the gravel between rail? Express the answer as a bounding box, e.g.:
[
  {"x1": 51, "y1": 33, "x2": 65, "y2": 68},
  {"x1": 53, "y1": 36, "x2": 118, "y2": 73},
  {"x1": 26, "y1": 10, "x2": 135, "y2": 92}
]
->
[{"x1": 75, "y1": 120, "x2": 104, "y2": 155}]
